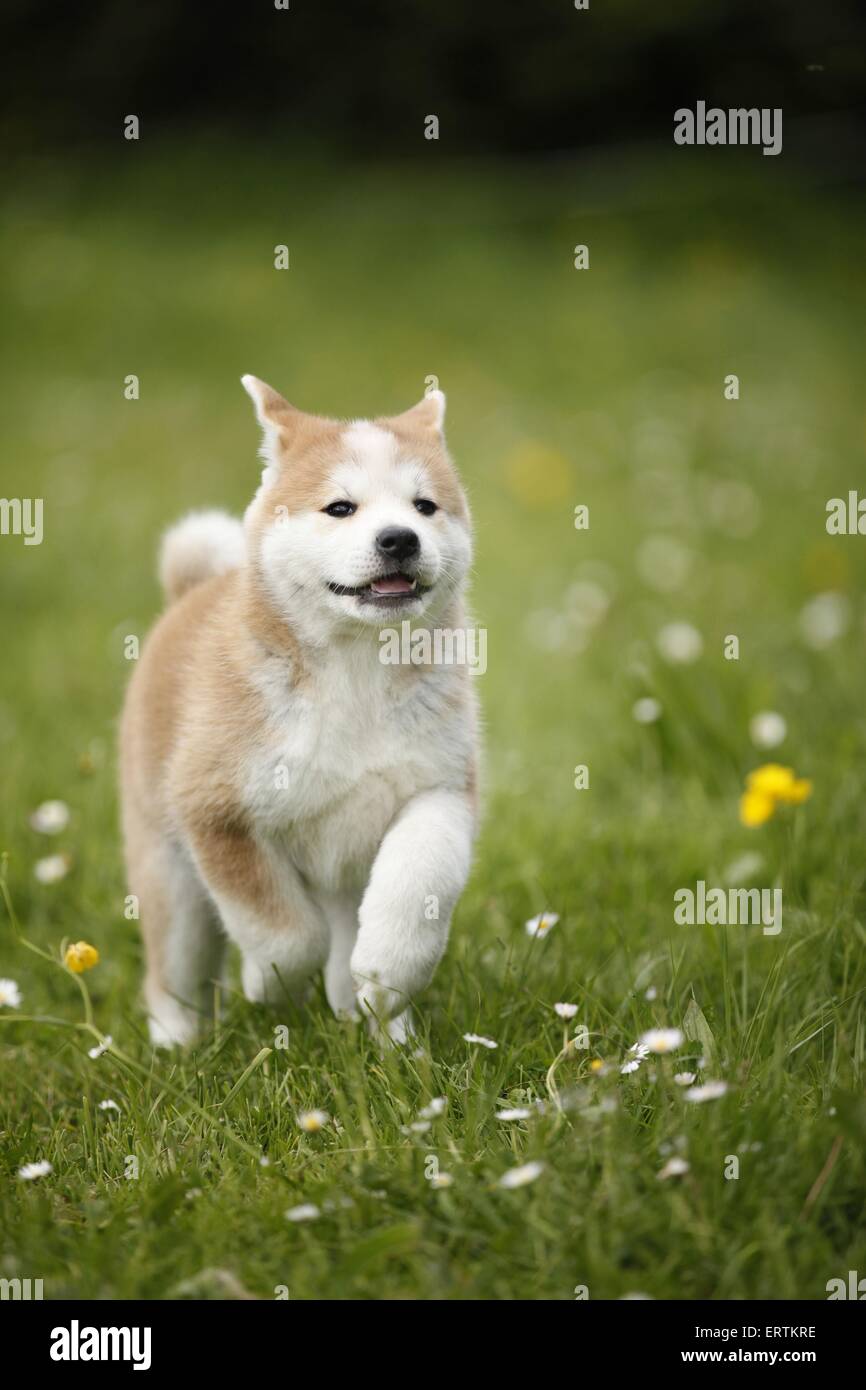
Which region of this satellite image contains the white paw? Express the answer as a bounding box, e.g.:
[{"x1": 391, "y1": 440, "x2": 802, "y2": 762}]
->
[
  {"x1": 353, "y1": 973, "x2": 408, "y2": 1024},
  {"x1": 147, "y1": 994, "x2": 200, "y2": 1048}
]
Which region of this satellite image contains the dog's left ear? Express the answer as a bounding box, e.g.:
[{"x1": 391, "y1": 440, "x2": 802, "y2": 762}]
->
[{"x1": 389, "y1": 390, "x2": 446, "y2": 435}]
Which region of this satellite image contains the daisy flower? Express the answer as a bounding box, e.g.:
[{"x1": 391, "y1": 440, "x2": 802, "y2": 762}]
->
[
  {"x1": 657, "y1": 1157, "x2": 690, "y2": 1180},
  {"x1": 632, "y1": 697, "x2": 662, "y2": 724},
  {"x1": 98, "y1": 1099, "x2": 120, "y2": 1113},
  {"x1": 297, "y1": 1109, "x2": 329, "y2": 1133},
  {"x1": 525, "y1": 912, "x2": 559, "y2": 939},
  {"x1": 749, "y1": 711, "x2": 786, "y2": 750},
  {"x1": 639, "y1": 1028, "x2": 684, "y2": 1054},
  {"x1": 463, "y1": 1032, "x2": 498, "y2": 1049},
  {"x1": 87, "y1": 1035, "x2": 112, "y2": 1059},
  {"x1": 684, "y1": 1081, "x2": 729, "y2": 1104},
  {"x1": 674, "y1": 1072, "x2": 697, "y2": 1086},
  {"x1": 285, "y1": 1203, "x2": 320, "y2": 1223},
  {"x1": 0, "y1": 979, "x2": 22, "y2": 1008},
  {"x1": 34, "y1": 853, "x2": 71, "y2": 884},
  {"x1": 496, "y1": 1108, "x2": 531, "y2": 1121},
  {"x1": 431, "y1": 1172, "x2": 453, "y2": 1189},
  {"x1": 554, "y1": 1002, "x2": 578, "y2": 1019},
  {"x1": 402, "y1": 1121, "x2": 431, "y2": 1135},
  {"x1": 18, "y1": 1160, "x2": 53, "y2": 1180},
  {"x1": 656, "y1": 622, "x2": 703, "y2": 665},
  {"x1": 498, "y1": 1160, "x2": 545, "y2": 1190},
  {"x1": 620, "y1": 1059, "x2": 642, "y2": 1075},
  {"x1": 30, "y1": 800, "x2": 70, "y2": 834},
  {"x1": 418, "y1": 1097, "x2": 447, "y2": 1120}
]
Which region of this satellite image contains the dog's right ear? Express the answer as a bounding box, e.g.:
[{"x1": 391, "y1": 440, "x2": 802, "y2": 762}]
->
[{"x1": 241, "y1": 375, "x2": 299, "y2": 471}]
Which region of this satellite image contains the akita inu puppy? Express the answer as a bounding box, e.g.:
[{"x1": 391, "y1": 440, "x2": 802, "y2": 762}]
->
[{"x1": 120, "y1": 377, "x2": 479, "y2": 1046}]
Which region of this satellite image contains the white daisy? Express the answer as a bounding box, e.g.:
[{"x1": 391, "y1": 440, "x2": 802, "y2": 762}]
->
[
  {"x1": 722, "y1": 851, "x2": 764, "y2": 886},
  {"x1": 98, "y1": 1099, "x2": 120, "y2": 1113},
  {"x1": 496, "y1": 1108, "x2": 531, "y2": 1121},
  {"x1": 644, "y1": 986, "x2": 658, "y2": 1001},
  {"x1": 418, "y1": 1097, "x2": 447, "y2": 1120},
  {"x1": 18, "y1": 1160, "x2": 53, "y2": 1180},
  {"x1": 402, "y1": 1120, "x2": 431, "y2": 1135},
  {"x1": 749, "y1": 711, "x2": 787, "y2": 750},
  {"x1": 657, "y1": 1156, "x2": 690, "y2": 1180},
  {"x1": 87, "y1": 1035, "x2": 112, "y2": 1059},
  {"x1": 297, "y1": 1109, "x2": 329, "y2": 1133},
  {"x1": 620, "y1": 1059, "x2": 642, "y2": 1075},
  {"x1": 525, "y1": 912, "x2": 559, "y2": 939},
  {"x1": 431, "y1": 1172, "x2": 453, "y2": 1189},
  {"x1": 656, "y1": 622, "x2": 703, "y2": 665},
  {"x1": 285, "y1": 1203, "x2": 320, "y2": 1223},
  {"x1": 684, "y1": 1081, "x2": 729, "y2": 1103},
  {"x1": 639, "y1": 1028, "x2": 684, "y2": 1054},
  {"x1": 632, "y1": 696, "x2": 662, "y2": 724},
  {"x1": 463, "y1": 1032, "x2": 498, "y2": 1049},
  {"x1": 674, "y1": 1072, "x2": 697, "y2": 1086},
  {"x1": 554, "y1": 1002, "x2": 578, "y2": 1019},
  {"x1": 0, "y1": 979, "x2": 22, "y2": 1008},
  {"x1": 33, "y1": 853, "x2": 71, "y2": 884},
  {"x1": 628, "y1": 1042, "x2": 650, "y2": 1058},
  {"x1": 498, "y1": 1160, "x2": 545, "y2": 1190},
  {"x1": 30, "y1": 800, "x2": 70, "y2": 834},
  {"x1": 799, "y1": 592, "x2": 850, "y2": 650}
]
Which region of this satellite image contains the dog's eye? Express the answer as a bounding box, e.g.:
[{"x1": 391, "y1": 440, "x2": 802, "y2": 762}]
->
[
  {"x1": 323, "y1": 501, "x2": 357, "y2": 518},
  {"x1": 414, "y1": 499, "x2": 438, "y2": 517}
]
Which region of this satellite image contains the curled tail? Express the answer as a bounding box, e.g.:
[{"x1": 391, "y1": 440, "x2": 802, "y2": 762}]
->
[{"x1": 158, "y1": 509, "x2": 246, "y2": 604}]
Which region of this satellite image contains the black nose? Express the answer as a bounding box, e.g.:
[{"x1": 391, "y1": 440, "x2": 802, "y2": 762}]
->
[{"x1": 376, "y1": 526, "x2": 420, "y2": 565}]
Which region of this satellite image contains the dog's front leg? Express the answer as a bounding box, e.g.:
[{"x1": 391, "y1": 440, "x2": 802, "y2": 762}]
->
[{"x1": 351, "y1": 788, "x2": 475, "y2": 1023}]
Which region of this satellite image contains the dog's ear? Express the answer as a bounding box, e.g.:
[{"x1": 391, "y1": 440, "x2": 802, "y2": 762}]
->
[
  {"x1": 241, "y1": 374, "x2": 303, "y2": 470},
  {"x1": 241, "y1": 374, "x2": 294, "y2": 424},
  {"x1": 388, "y1": 390, "x2": 447, "y2": 436}
]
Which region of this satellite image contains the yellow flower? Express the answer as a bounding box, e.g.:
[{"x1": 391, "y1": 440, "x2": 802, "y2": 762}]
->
[
  {"x1": 64, "y1": 941, "x2": 99, "y2": 973},
  {"x1": 739, "y1": 790, "x2": 775, "y2": 827},
  {"x1": 746, "y1": 764, "x2": 798, "y2": 798},
  {"x1": 740, "y1": 764, "x2": 813, "y2": 827},
  {"x1": 781, "y1": 777, "x2": 812, "y2": 805}
]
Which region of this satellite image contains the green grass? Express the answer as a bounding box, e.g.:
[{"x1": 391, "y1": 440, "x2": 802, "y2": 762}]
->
[{"x1": 2, "y1": 143, "x2": 866, "y2": 1300}]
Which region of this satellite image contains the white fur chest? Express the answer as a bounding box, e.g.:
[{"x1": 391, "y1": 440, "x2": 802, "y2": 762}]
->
[{"x1": 242, "y1": 642, "x2": 473, "y2": 891}]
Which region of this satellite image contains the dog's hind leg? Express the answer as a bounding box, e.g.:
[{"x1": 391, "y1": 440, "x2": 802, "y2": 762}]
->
[
  {"x1": 188, "y1": 825, "x2": 329, "y2": 1009},
  {"x1": 126, "y1": 819, "x2": 225, "y2": 1047}
]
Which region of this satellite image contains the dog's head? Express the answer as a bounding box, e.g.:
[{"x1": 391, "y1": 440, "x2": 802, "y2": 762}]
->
[{"x1": 241, "y1": 375, "x2": 472, "y2": 636}]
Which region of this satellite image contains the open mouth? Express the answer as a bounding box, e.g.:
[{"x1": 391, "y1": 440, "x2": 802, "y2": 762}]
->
[{"x1": 327, "y1": 573, "x2": 427, "y2": 604}]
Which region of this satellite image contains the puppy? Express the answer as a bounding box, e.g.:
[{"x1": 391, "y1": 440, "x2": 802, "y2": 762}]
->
[{"x1": 120, "y1": 377, "x2": 479, "y2": 1046}]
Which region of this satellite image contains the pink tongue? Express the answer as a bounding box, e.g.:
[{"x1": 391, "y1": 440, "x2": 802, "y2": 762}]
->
[{"x1": 371, "y1": 575, "x2": 414, "y2": 595}]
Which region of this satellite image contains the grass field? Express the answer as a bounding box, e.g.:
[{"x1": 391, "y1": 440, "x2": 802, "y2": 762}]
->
[{"x1": 2, "y1": 143, "x2": 866, "y2": 1300}]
